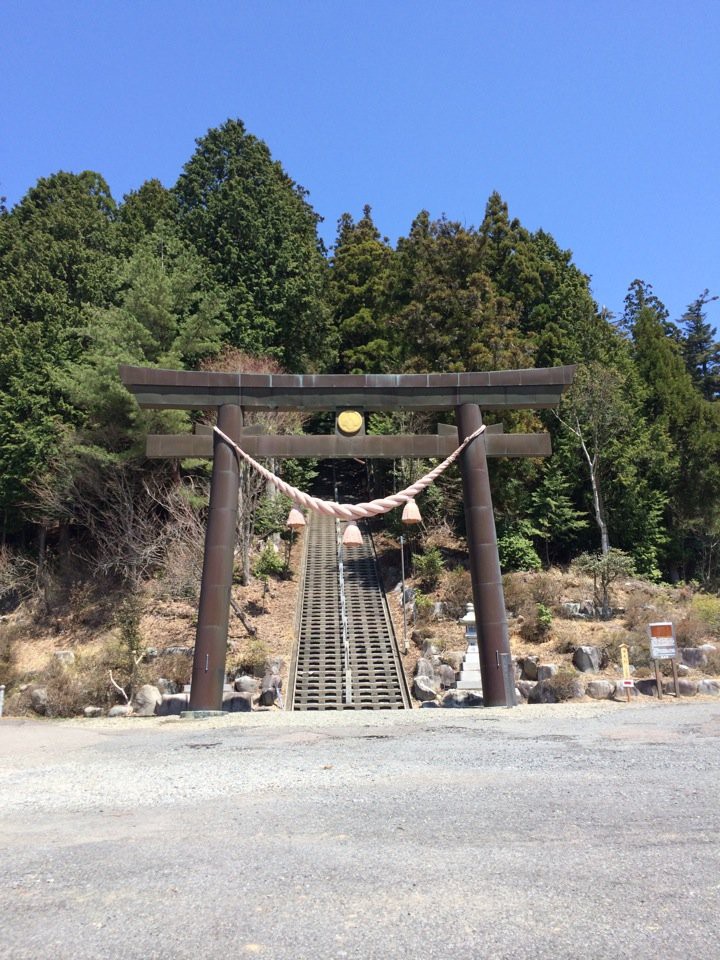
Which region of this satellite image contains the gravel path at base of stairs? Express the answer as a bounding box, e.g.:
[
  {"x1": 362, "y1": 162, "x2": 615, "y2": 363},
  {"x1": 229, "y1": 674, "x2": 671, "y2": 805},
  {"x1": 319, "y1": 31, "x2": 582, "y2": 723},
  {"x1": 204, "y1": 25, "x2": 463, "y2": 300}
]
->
[{"x1": 1, "y1": 699, "x2": 719, "y2": 960}]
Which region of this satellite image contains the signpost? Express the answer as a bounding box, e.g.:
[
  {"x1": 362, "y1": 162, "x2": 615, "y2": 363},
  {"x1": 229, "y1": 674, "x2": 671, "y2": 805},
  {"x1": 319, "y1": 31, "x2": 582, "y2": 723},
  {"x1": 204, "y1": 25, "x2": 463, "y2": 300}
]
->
[
  {"x1": 648, "y1": 622, "x2": 679, "y2": 698},
  {"x1": 619, "y1": 643, "x2": 633, "y2": 702}
]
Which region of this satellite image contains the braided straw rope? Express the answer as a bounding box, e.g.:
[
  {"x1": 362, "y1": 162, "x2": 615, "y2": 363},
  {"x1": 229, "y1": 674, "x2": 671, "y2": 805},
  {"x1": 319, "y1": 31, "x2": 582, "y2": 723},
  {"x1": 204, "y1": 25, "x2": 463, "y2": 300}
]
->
[{"x1": 213, "y1": 423, "x2": 486, "y2": 521}]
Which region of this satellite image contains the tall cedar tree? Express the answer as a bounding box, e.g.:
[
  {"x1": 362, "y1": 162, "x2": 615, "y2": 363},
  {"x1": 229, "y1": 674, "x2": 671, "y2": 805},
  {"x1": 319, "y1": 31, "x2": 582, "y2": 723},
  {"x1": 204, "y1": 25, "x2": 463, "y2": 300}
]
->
[
  {"x1": 329, "y1": 206, "x2": 395, "y2": 373},
  {"x1": 631, "y1": 286, "x2": 720, "y2": 579},
  {"x1": 0, "y1": 172, "x2": 119, "y2": 524},
  {"x1": 680, "y1": 290, "x2": 720, "y2": 401},
  {"x1": 173, "y1": 119, "x2": 336, "y2": 372}
]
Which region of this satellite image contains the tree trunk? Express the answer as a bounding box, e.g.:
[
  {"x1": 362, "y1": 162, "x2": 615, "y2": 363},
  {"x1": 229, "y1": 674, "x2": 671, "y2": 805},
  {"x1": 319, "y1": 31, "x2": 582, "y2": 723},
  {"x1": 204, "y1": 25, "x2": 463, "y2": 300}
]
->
[{"x1": 579, "y1": 438, "x2": 609, "y2": 556}]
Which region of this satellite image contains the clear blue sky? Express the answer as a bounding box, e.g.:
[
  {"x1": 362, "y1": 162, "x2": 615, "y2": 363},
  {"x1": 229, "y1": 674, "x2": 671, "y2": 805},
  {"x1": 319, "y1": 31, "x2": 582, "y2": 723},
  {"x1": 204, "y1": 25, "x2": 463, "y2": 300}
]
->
[{"x1": 3, "y1": 0, "x2": 719, "y2": 331}]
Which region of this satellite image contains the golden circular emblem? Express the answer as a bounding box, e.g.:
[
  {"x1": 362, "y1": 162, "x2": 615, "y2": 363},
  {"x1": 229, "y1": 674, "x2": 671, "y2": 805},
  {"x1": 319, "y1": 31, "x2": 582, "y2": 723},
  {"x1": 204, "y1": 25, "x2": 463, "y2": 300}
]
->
[{"x1": 337, "y1": 410, "x2": 363, "y2": 436}]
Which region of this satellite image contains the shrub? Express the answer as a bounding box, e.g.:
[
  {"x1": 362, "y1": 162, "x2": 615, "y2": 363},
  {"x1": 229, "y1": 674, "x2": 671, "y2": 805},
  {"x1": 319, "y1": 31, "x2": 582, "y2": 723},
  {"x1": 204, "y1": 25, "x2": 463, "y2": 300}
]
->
[
  {"x1": 155, "y1": 541, "x2": 202, "y2": 601},
  {"x1": 702, "y1": 650, "x2": 720, "y2": 676},
  {"x1": 691, "y1": 595, "x2": 720, "y2": 636},
  {"x1": 253, "y1": 544, "x2": 285, "y2": 579},
  {"x1": 543, "y1": 668, "x2": 583, "y2": 701},
  {"x1": 0, "y1": 621, "x2": 22, "y2": 686},
  {"x1": 440, "y1": 567, "x2": 472, "y2": 619},
  {"x1": 519, "y1": 602, "x2": 553, "y2": 643},
  {"x1": 413, "y1": 547, "x2": 445, "y2": 590},
  {"x1": 602, "y1": 630, "x2": 651, "y2": 670},
  {"x1": 572, "y1": 549, "x2": 635, "y2": 619},
  {"x1": 623, "y1": 593, "x2": 673, "y2": 632},
  {"x1": 254, "y1": 494, "x2": 293, "y2": 539},
  {"x1": 675, "y1": 614, "x2": 712, "y2": 647},
  {"x1": 530, "y1": 572, "x2": 562, "y2": 608},
  {"x1": 498, "y1": 532, "x2": 541, "y2": 573},
  {"x1": 413, "y1": 590, "x2": 434, "y2": 623},
  {"x1": 232, "y1": 638, "x2": 270, "y2": 677}
]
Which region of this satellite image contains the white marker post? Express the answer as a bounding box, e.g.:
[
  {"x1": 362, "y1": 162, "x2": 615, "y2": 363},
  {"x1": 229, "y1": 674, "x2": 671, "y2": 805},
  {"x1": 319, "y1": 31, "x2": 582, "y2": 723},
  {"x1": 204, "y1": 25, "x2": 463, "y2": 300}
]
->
[{"x1": 619, "y1": 643, "x2": 633, "y2": 703}]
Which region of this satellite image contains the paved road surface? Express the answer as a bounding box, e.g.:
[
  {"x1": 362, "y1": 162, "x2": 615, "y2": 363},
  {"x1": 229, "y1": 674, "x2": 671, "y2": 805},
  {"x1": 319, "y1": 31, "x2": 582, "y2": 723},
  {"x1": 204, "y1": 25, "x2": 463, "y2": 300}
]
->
[{"x1": 1, "y1": 700, "x2": 718, "y2": 960}]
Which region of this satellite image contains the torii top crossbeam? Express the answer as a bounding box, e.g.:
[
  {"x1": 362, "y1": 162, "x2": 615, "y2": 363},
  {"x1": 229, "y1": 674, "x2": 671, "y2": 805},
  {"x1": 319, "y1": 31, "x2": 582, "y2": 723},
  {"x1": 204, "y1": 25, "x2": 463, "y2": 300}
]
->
[{"x1": 119, "y1": 364, "x2": 576, "y2": 411}]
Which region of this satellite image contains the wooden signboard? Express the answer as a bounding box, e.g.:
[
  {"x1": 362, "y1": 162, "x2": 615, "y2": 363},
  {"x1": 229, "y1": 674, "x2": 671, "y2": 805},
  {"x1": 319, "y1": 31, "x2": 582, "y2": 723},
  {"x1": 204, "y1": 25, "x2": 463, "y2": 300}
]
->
[{"x1": 648, "y1": 621, "x2": 679, "y2": 698}]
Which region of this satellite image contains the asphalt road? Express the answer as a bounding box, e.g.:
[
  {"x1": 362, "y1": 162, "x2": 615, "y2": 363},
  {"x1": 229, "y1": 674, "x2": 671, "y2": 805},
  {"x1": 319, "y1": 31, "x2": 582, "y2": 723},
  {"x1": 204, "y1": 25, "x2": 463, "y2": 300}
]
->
[{"x1": 1, "y1": 700, "x2": 718, "y2": 960}]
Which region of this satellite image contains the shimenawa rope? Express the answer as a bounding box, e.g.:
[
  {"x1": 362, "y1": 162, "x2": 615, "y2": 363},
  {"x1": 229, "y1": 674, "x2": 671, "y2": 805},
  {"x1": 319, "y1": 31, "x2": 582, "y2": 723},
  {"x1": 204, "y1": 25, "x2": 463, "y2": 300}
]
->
[{"x1": 212, "y1": 423, "x2": 486, "y2": 521}]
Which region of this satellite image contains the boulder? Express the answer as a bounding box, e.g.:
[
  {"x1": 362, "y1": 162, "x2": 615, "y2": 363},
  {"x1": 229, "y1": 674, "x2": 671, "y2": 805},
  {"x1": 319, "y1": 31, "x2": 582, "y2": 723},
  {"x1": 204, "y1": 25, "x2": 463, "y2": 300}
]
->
[
  {"x1": 536, "y1": 663, "x2": 559, "y2": 681},
  {"x1": 415, "y1": 657, "x2": 435, "y2": 680},
  {"x1": 259, "y1": 673, "x2": 283, "y2": 706},
  {"x1": 132, "y1": 684, "x2": 162, "y2": 717},
  {"x1": 30, "y1": 687, "x2": 48, "y2": 716},
  {"x1": 222, "y1": 692, "x2": 253, "y2": 712},
  {"x1": 83, "y1": 706, "x2": 103, "y2": 718},
  {"x1": 520, "y1": 657, "x2": 539, "y2": 681},
  {"x1": 156, "y1": 678, "x2": 182, "y2": 695},
  {"x1": 528, "y1": 680, "x2": 560, "y2": 704},
  {"x1": 578, "y1": 600, "x2": 595, "y2": 617},
  {"x1": 53, "y1": 650, "x2": 75, "y2": 666},
  {"x1": 698, "y1": 679, "x2": 720, "y2": 696},
  {"x1": 419, "y1": 700, "x2": 439, "y2": 708},
  {"x1": 677, "y1": 663, "x2": 690, "y2": 677},
  {"x1": 516, "y1": 680, "x2": 537, "y2": 700},
  {"x1": 612, "y1": 682, "x2": 639, "y2": 701},
  {"x1": 663, "y1": 678, "x2": 698, "y2": 697},
  {"x1": 412, "y1": 676, "x2": 437, "y2": 702},
  {"x1": 561, "y1": 602, "x2": 581, "y2": 617},
  {"x1": 441, "y1": 690, "x2": 483, "y2": 708},
  {"x1": 157, "y1": 693, "x2": 190, "y2": 716},
  {"x1": 421, "y1": 640, "x2": 439, "y2": 658},
  {"x1": 528, "y1": 675, "x2": 584, "y2": 703},
  {"x1": 436, "y1": 664, "x2": 457, "y2": 690},
  {"x1": 162, "y1": 646, "x2": 193, "y2": 657},
  {"x1": 440, "y1": 651, "x2": 464, "y2": 672},
  {"x1": 585, "y1": 679, "x2": 615, "y2": 700},
  {"x1": 634, "y1": 678, "x2": 660, "y2": 698},
  {"x1": 108, "y1": 704, "x2": 133, "y2": 717},
  {"x1": 573, "y1": 645, "x2": 602, "y2": 673},
  {"x1": 235, "y1": 674, "x2": 260, "y2": 694},
  {"x1": 680, "y1": 645, "x2": 717, "y2": 668}
]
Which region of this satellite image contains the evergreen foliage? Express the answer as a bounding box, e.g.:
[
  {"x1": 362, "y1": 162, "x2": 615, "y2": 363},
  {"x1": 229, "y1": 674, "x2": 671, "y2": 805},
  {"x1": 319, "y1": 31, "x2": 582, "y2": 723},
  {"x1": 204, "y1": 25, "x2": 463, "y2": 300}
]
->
[{"x1": 0, "y1": 117, "x2": 718, "y2": 587}]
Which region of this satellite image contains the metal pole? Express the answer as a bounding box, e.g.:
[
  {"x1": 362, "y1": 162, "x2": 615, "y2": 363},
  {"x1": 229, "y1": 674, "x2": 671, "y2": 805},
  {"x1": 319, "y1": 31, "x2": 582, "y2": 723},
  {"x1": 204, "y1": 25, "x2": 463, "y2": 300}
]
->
[
  {"x1": 399, "y1": 535, "x2": 408, "y2": 654},
  {"x1": 188, "y1": 404, "x2": 242, "y2": 712},
  {"x1": 337, "y1": 519, "x2": 352, "y2": 706},
  {"x1": 456, "y1": 403, "x2": 511, "y2": 707}
]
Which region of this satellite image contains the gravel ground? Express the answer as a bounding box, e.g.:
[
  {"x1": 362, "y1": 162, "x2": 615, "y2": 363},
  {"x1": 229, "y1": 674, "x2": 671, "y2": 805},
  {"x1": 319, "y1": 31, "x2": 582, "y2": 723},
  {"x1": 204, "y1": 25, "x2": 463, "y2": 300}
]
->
[{"x1": 1, "y1": 699, "x2": 719, "y2": 960}]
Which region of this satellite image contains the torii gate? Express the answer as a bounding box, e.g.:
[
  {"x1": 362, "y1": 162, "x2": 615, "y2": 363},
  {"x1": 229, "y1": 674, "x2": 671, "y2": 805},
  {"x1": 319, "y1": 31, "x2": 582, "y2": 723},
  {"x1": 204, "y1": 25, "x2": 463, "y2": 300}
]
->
[{"x1": 119, "y1": 364, "x2": 575, "y2": 711}]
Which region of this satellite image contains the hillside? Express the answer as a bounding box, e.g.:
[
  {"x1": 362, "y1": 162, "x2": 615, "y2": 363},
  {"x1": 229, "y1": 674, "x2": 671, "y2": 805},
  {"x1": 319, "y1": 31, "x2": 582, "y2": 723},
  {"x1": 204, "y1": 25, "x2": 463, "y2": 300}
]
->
[{"x1": 2, "y1": 526, "x2": 718, "y2": 717}]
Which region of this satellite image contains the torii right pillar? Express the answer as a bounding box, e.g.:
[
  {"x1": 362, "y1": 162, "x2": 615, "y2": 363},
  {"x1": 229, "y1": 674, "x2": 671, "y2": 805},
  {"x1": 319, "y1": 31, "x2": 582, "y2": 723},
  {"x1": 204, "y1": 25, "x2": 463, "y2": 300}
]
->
[{"x1": 456, "y1": 403, "x2": 511, "y2": 706}]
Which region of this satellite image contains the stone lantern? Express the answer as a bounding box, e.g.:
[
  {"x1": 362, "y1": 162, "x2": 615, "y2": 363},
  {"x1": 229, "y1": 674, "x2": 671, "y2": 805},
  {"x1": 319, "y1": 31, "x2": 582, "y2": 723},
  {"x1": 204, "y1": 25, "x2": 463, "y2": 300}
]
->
[{"x1": 455, "y1": 603, "x2": 483, "y2": 692}]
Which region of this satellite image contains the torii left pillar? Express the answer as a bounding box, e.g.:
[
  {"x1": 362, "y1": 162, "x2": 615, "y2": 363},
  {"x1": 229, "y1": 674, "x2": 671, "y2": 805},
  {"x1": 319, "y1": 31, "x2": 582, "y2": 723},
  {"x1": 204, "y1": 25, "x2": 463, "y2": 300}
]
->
[{"x1": 188, "y1": 404, "x2": 242, "y2": 712}]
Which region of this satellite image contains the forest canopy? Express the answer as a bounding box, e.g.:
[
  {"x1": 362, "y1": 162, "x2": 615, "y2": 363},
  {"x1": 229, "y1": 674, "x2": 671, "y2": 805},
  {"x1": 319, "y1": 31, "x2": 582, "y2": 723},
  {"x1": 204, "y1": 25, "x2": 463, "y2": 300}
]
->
[{"x1": 1, "y1": 117, "x2": 719, "y2": 587}]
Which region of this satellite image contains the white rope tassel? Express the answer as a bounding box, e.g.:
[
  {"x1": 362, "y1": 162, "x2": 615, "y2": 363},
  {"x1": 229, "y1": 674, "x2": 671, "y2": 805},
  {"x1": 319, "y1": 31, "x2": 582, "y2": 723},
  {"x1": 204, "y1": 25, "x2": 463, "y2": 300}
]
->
[{"x1": 213, "y1": 423, "x2": 486, "y2": 521}]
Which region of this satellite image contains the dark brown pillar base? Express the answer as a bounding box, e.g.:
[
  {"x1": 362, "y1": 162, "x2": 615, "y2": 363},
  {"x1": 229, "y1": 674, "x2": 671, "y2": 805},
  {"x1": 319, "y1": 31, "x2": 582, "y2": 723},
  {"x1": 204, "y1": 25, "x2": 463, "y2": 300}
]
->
[
  {"x1": 456, "y1": 404, "x2": 512, "y2": 707},
  {"x1": 189, "y1": 404, "x2": 242, "y2": 711}
]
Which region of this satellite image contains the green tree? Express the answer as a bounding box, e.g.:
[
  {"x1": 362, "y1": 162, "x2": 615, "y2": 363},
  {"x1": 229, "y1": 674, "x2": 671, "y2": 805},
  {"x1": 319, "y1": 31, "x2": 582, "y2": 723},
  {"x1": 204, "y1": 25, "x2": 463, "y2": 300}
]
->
[
  {"x1": 528, "y1": 460, "x2": 588, "y2": 564},
  {"x1": 553, "y1": 355, "x2": 668, "y2": 577},
  {"x1": 680, "y1": 290, "x2": 720, "y2": 400},
  {"x1": 174, "y1": 118, "x2": 336, "y2": 372},
  {"x1": 329, "y1": 206, "x2": 395, "y2": 373},
  {"x1": 633, "y1": 294, "x2": 720, "y2": 581},
  {"x1": 388, "y1": 212, "x2": 529, "y2": 373},
  {"x1": 0, "y1": 172, "x2": 120, "y2": 527}
]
